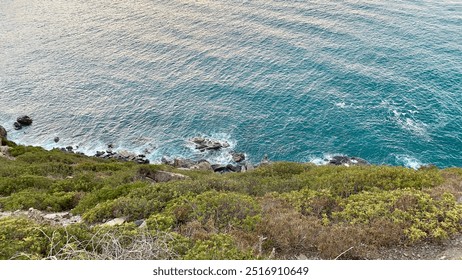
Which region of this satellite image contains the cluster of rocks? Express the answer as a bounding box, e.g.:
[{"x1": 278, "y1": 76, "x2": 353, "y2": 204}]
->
[
  {"x1": 190, "y1": 137, "x2": 230, "y2": 151},
  {"x1": 94, "y1": 147, "x2": 150, "y2": 164},
  {"x1": 176, "y1": 137, "x2": 249, "y2": 172},
  {"x1": 54, "y1": 146, "x2": 85, "y2": 156},
  {"x1": 0, "y1": 208, "x2": 82, "y2": 227},
  {"x1": 327, "y1": 156, "x2": 370, "y2": 166},
  {"x1": 13, "y1": 115, "x2": 33, "y2": 130},
  {"x1": 162, "y1": 156, "x2": 256, "y2": 173}
]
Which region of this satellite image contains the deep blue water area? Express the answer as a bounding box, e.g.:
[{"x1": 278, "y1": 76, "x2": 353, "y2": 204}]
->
[{"x1": 1, "y1": 0, "x2": 461, "y2": 168}]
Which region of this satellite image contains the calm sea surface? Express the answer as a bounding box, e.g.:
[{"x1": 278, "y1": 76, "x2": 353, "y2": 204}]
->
[{"x1": 1, "y1": 0, "x2": 461, "y2": 168}]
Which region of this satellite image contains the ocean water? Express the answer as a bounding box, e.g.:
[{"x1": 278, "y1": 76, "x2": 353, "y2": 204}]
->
[{"x1": 1, "y1": 0, "x2": 461, "y2": 168}]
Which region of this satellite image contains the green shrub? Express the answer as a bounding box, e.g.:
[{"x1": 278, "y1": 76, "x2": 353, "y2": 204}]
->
[
  {"x1": 166, "y1": 191, "x2": 261, "y2": 231},
  {"x1": 73, "y1": 182, "x2": 149, "y2": 214},
  {"x1": 0, "y1": 175, "x2": 54, "y2": 195},
  {"x1": 146, "y1": 213, "x2": 176, "y2": 231},
  {"x1": 295, "y1": 165, "x2": 443, "y2": 197},
  {"x1": 26, "y1": 162, "x2": 74, "y2": 177},
  {"x1": 82, "y1": 196, "x2": 161, "y2": 223},
  {"x1": 280, "y1": 188, "x2": 339, "y2": 218},
  {"x1": 0, "y1": 190, "x2": 78, "y2": 211},
  {"x1": 13, "y1": 147, "x2": 81, "y2": 164},
  {"x1": 183, "y1": 234, "x2": 255, "y2": 260},
  {"x1": 333, "y1": 189, "x2": 462, "y2": 242},
  {"x1": 51, "y1": 173, "x2": 104, "y2": 193},
  {"x1": 0, "y1": 217, "x2": 51, "y2": 259}
]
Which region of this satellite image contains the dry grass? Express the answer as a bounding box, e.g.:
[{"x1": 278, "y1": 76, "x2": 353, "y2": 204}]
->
[{"x1": 41, "y1": 227, "x2": 178, "y2": 260}]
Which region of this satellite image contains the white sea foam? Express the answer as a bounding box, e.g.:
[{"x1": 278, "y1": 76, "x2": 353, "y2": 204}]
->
[
  {"x1": 389, "y1": 108, "x2": 430, "y2": 139},
  {"x1": 307, "y1": 153, "x2": 345, "y2": 165},
  {"x1": 395, "y1": 155, "x2": 423, "y2": 170}
]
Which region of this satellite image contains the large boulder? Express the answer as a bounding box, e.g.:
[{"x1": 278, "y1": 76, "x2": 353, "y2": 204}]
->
[
  {"x1": 150, "y1": 170, "x2": 190, "y2": 183},
  {"x1": 231, "y1": 152, "x2": 245, "y2": 163},
  {"x1": 104, "y1": 217, "x2": 126, "y2": 226},
  {"x1": 17, "y1": 115, "x2": 33, "y2": 126},
  {"x1": 0, "y1": 125, "x2": 6, "y2": 138},
  {"x1": 190, "y1": 160, "x2": 213, "y2": 171}
]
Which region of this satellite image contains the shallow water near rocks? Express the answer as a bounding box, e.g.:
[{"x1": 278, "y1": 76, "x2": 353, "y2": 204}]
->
[{"x1": 1, "y1": 0, "x2": 461, "y2": 168}]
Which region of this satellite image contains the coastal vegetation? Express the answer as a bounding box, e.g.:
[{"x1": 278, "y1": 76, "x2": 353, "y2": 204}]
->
[{"x1": 1, "y1": 139, "x2": 462, "y2": 259}]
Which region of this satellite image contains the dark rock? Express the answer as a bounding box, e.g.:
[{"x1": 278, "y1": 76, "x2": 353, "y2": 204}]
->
[
  {"x1": 329, "y1": 156, "x2": 369, "y2": 166},
  {"x1": 329, "y1": 156, "x2": 350, "y2": 165},
  {"x1": 0, "y1": 125, "x2": 7, "y2": 139},
  {"x1": 226, "y1": 164, "x2": 241, "y2": 172},
  {"x1": 95, "y1": 151, "x2": 105, "y2": 157},
  {"x1": 136, "y1": 158, "x2": 150, "y2": 164},
  {"x1": 13, "y1": 122, "x2": 22, "y2": 130},
  {"x1": 54, "y1": 137, "x2": 60, "y2": 143},
  {"x1": 17, "y1": 115, "x2": 33, "y2": 126},
  {"x1": 211, "y1": 164, "x2": 227, "y2": 172},
  {"x1": 107, "y1": 143, "x2": 114, "y2": 149},
  {"x1": 161, "y1": 156, "x2": 173, "y2": 165},
  {"x1": 133, "y1": 219, "x2": 144, "y2": 227},
  {"x1": 231, "y1": 152, "x2": 245, "y2": 163},
  {"x1": 206, "y1": 142, "x2": 222, "y2": 150},
  {"x1": 66, "y1": 146, "x2": 73, "y2": 152}
]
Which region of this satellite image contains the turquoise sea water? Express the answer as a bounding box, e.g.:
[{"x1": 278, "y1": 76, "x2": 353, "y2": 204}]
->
[{"x1": 1, "y1": 0, "x2": 461, "y2": 168}]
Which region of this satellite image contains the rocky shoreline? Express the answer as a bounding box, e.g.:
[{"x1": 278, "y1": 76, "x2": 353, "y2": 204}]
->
[{"x1": 1, "y1": 119, "x2": 371, "y2": 173}]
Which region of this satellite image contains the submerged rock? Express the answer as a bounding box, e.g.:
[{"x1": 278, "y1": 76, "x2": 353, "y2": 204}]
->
[
  {"x1": 54, "y1": 137, "x2": 60, "y2": 143},
  {"x1": 13, "y1": 122, "x2": 22, "y2": 130}
]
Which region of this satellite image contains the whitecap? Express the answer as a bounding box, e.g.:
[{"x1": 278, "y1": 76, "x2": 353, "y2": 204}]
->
[{"x1": 395, "y1": 155, "x2": 423, "y2": 170}]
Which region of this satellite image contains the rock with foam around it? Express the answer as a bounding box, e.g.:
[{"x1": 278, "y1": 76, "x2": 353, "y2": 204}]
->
[{"x1": 17, "y1": 115, "x2": 33, "y2": 126}]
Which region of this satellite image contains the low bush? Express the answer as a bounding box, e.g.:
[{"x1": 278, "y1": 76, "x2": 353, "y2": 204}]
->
[
  {"x1": 166, "y1": 191, "x2": 261, "y2": 232},
  {"x1": 0, "y1": 217, "x2": 51, "y2": 259},
  {"x1": 0, "y1": 175, "x2": 54, "y2": 195},
  {"x1": 333, "y1": 189, "x2": 462, "y2": 242},
  {"x1": 73, "y1": 182, "x2": 149, "y2": 214},
  {"x1": 0, "y1": 190, "x2": 78, "y2": 211},
  {"x1": 183, "y1": 234, "x2": 255, "y2": 260}
]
